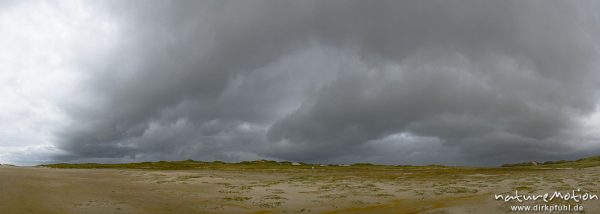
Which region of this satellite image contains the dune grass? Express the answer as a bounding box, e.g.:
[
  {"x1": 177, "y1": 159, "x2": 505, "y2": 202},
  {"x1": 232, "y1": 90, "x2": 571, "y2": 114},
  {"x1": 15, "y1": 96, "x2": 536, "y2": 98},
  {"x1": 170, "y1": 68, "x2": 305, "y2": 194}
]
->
[
  {"x1": 40, "y1": 159, "x2": 438, "y2": 171},
  {"x1": 501, "y1": 156, "x2": 600, "y2": 168},
  {"x1": 40, "y1": 155, "x2": 600, "y2": 173}
]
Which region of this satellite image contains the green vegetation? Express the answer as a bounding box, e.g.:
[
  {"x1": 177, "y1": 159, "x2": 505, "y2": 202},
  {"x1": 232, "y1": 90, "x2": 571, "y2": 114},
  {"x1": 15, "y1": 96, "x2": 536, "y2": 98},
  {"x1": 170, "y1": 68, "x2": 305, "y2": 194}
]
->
[
  {"x1": 263, "y1": 194, "x2": 287, "y2": 200},
  {"x1": 434, "y1": 186, "x2": 478, "y2": 194},
  {"x1": 222, "y1": 196, "x2": 252, "y2": 202},
  {"x1": 40, "y1": 159, "x2": 438, "y2": 171},
  {"x1": 39, "y1": 155, "x2": 600, "y2": 172},
  {"x1": 501, "y1": 156, "x2": 600, "y2": 168},
  {"x1": 41, "y1": 159, "x2": 302, "y2": 170}
]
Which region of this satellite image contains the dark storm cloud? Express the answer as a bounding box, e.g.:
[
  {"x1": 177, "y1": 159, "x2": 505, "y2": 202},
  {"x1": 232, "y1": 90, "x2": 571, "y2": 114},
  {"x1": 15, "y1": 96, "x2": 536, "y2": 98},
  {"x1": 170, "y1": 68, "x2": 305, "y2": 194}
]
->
[{"x1": 55, "y1": 0, "x2": 600, "y2": 165}]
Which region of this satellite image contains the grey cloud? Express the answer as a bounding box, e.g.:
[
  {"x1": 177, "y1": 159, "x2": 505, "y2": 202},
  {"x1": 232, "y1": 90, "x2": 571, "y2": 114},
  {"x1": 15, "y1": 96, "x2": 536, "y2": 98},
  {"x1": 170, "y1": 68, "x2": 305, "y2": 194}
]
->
[
  {"x1": 0, "y1": 0, "x2": 20, "y2": 10},
  {"x1": 54, "y1": 0, "x2": 600, "y2": 165}
]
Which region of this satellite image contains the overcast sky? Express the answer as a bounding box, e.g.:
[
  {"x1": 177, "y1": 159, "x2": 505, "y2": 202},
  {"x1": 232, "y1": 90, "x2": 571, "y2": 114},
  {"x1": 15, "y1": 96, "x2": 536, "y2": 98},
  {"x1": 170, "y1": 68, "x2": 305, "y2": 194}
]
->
[{"x1": 1, "y1": 0, "x2": 600, "y2": 166}]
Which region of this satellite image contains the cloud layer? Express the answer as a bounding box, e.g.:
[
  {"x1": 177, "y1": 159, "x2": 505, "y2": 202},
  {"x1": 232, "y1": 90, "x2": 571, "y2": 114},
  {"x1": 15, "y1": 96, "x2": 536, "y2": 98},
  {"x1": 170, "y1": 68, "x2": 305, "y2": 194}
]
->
[{"x1": 4, "y1": 1, "x2": 599, "y2": 165}]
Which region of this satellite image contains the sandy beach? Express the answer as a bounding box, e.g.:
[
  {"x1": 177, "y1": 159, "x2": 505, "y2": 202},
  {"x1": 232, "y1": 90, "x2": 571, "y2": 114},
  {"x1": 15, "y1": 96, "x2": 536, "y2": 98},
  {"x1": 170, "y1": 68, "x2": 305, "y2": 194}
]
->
[{"x1": 1, "y1": 165, "x2": 599, "y2": 213}]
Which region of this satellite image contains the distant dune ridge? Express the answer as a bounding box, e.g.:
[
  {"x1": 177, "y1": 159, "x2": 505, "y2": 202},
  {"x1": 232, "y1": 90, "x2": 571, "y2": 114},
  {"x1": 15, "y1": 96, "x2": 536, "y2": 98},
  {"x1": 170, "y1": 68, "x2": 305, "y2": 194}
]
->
[
  {"x1": 40, "y1": 155, "x2": 600, "y2": 170},
  {"x1": 501, "y1": 156, "x2": 600, "y2": 168}
]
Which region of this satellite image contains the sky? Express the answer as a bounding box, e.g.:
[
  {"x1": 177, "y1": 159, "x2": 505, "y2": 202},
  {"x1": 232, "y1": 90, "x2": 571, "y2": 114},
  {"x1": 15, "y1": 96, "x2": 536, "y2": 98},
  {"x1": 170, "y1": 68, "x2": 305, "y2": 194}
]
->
[{"x1": 1, "y1": 0, "x2": 600, "y2": 166}]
